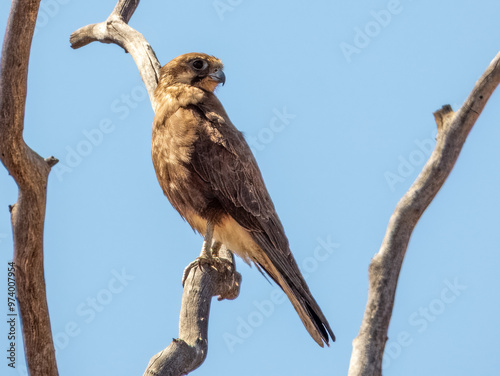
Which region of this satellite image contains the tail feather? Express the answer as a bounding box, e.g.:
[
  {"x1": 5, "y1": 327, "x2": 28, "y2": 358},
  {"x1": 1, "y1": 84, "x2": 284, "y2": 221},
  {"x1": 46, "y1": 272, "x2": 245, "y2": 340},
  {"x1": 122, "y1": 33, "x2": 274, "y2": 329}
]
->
[
  {"x1": 256, "y1": 258, "x2": 335, "y2": 346},
  {"x1": 278, "y1": 273, "x2": 335, "y2": 346},
  {"x1": 216, "y1": 217, "x2": 335, "y2": 345}
]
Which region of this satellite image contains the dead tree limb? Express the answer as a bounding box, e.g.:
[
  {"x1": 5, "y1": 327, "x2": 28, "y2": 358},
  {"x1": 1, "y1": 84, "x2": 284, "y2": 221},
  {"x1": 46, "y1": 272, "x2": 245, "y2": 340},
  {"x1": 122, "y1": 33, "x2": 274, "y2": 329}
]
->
[
  {"x1": 0, "y1": 0, "x2": 59, "y2": 375},
  {"x1": 70, "y1": 0, "x2": 161, "y2": 107},
  {"x1": 71, "y1": 2, "x2": 242, "y2": 375},
  {"x1": 144, "y1": 246, "x2": 241, "y2": 376},
  {"x1": 348, "y1": 51, "x2": 500, "y2": 376}
]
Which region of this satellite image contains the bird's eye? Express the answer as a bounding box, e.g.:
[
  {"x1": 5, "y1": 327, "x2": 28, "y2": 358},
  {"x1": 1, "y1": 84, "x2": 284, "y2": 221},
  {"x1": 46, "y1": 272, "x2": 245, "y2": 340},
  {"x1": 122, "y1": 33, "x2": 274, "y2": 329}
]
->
[{"x1": 191, "y1": 59, "x2": 206, "y2": 70}]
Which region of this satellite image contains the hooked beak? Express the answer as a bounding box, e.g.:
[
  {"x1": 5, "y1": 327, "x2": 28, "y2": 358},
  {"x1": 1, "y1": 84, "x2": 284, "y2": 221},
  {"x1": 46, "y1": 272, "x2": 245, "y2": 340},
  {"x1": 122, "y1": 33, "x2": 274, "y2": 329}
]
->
[{"x1": 209, "y1": 69, "x2": 226, "y2": 86}]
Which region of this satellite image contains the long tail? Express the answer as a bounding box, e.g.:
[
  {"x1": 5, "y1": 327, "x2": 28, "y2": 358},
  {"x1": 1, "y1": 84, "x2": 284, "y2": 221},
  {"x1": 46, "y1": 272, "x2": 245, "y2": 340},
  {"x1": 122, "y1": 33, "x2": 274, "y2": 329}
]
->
[
  {"x1": 219, "y1": 215, "x2": 335, "y2": 345},
  {"x1": 254, "y1": 254, "x2": 335, "y2": 346},
  {"x1": 275, "y1": 269, "x2": 335, "y2": 346}
]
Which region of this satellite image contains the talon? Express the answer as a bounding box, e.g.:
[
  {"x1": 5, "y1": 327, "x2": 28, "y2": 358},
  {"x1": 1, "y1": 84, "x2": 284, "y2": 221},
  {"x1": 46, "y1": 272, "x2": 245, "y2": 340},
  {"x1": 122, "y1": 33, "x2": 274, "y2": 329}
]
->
[
  {"x1": 182, "y1": 258, "x2": 201, "y2": 286},
  {"x1": 181, "y1": 254, "x2": 234, "y2": 287},
  {"x1": 181, "y1": 254, "x2": 214, "y2": 286},
  {"x1": 182, "y1": 260, "x2": 196, "y2": 287},
  {"x1": 181, "y1": 222, "x2": 228, "y2": 286}
]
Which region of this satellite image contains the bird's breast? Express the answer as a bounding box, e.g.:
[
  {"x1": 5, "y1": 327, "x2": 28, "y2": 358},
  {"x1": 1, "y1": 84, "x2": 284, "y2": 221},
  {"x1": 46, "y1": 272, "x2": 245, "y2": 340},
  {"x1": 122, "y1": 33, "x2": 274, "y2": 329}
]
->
[
  {"x1": 152, "y1": 108, "x2": 222, "y2": 233},
  {"x1": 152, "y1": 116, "x2": 197, "y2": 195}
]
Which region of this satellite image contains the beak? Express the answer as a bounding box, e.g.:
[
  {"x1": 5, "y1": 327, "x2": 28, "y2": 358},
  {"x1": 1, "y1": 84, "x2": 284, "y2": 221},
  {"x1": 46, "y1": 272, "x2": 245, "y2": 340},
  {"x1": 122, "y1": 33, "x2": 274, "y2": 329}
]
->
[{"x1": 209, "y1": 69, "x2": 226, "y2": 86}]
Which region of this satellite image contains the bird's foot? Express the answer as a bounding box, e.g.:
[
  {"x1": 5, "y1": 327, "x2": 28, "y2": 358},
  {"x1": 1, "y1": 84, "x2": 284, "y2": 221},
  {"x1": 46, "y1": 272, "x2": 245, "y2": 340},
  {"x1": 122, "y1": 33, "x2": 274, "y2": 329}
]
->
[
  {"x1": 182, "y1": 254, "x2": 211, "y2": 287},
  {"x1": 181, "y1": 253, "x2": 235, "y2": 288},
  {"x1": 182, "y1": 240, "x2": 222, "y2": 285}
]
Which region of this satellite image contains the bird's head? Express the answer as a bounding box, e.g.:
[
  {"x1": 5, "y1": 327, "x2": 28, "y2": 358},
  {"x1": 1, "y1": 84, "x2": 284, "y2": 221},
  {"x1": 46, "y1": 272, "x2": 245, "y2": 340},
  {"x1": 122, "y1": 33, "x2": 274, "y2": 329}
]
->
[{"x1": 158, "y1": 53, "x2": 225, "y2": 93}]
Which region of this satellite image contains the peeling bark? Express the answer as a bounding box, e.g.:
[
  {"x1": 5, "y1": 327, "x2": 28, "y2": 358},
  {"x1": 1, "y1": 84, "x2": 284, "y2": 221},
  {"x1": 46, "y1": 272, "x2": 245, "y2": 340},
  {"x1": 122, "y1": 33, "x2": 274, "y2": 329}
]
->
[{"x1": 0, "y1": 0, "x2": 59, "y2": 375}]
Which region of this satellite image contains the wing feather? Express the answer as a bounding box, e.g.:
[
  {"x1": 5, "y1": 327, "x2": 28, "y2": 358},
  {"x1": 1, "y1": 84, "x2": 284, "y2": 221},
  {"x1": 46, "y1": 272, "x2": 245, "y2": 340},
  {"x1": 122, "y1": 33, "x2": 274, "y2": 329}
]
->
[{"x1": 185, "y1": 99, "x2": 334, "y2": 345}]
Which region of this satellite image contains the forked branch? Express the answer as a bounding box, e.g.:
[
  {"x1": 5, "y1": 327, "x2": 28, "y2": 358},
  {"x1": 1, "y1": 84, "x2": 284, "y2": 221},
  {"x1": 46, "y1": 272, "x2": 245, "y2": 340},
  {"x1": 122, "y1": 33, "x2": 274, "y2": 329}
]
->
[
  {"x1": 70, "y1": 0, "x2": 161, "y2": 107},
  {"x1": 348, "y1": 51, "x2": 500, "y2": 376}
]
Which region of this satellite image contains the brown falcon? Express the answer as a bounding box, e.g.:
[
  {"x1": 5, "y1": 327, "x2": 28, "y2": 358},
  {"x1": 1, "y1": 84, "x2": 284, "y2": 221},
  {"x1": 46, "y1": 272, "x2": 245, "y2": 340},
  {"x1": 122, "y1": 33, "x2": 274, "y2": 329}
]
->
[{"x1": 151, "y1": 53, "x2": 334, "y2": 346}]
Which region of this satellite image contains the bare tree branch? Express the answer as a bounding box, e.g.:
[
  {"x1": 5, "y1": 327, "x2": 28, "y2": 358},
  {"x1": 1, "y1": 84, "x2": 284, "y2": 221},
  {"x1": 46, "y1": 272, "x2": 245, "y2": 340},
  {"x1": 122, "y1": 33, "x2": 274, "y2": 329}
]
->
[
  {"x1": 71, "y1": 2, "x2": 242, "y2": 375},
  {"x1": 0, "y1": 0, "x2": 59, "y2": 375},
  {"x1": 70, "y1": 0, "x2": 161, "y2": 107},
  {"x1": 143, "y1": 246, "x2": 241, "y2": 376},
  {"x1": 348, "y1": 51, "x2": 500, "y2": 376}
]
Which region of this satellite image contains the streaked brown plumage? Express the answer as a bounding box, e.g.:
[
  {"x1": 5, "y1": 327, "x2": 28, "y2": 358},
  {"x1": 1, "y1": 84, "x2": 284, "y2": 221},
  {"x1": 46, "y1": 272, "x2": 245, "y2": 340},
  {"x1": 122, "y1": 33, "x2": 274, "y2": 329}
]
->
[{"x1": 151, "y1": 52, "x2": 334, "y2": 346}]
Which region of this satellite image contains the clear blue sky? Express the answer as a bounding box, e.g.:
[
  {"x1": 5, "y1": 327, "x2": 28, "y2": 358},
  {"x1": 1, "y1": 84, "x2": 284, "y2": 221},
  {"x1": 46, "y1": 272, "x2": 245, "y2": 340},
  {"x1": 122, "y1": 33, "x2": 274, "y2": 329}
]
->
[{"x1": 1, "y1": 1, "x2": 500, "y2": 375}]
